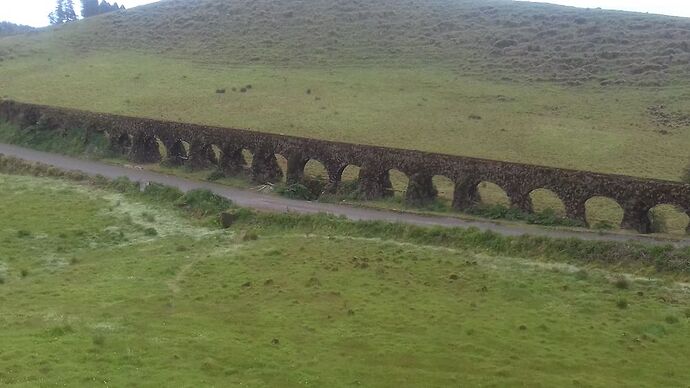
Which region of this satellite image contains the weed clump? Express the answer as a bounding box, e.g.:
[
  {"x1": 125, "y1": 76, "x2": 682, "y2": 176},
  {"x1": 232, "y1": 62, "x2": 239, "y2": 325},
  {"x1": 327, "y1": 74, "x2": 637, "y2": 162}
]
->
[
  {"x1": 143, "y1": 183, "x2": 183, "y2": 202},
  {"x1": 92, "y1": 334, "x2": 106, "y2": 347},
  {"x1": 277, "y1": 183, "x2": 317, "y2": 200},
  {"x1": 175, "y1": 189, "x2": 232, "y2": 216},
  {"x1": 143, "y1": 227, "x2": 158, "y2": 236},
  {"x1": 613, "y1": 277, "x2": 631, "y2": 290},
  {"x1": 665, "y1": 315, "x2": 679, "y2": 324},
  {"x1": 206, "y1": 170, "x2": 225, "y2": 182},
  {"x1": 16, "y1": 230, "x2": 31, "y2": 238},
  {"x1": 109, "y1": 177, "x2": 139, "y2": 193},
  {"x1": 616, "y1": 298, "x2": 628, "y2": 309},
  {"x1": 241, "y1": 230, "x2": 258, "y2": 241},
  {"x1": 467, "y1": 205, "x2": 582, "y2": 227}
]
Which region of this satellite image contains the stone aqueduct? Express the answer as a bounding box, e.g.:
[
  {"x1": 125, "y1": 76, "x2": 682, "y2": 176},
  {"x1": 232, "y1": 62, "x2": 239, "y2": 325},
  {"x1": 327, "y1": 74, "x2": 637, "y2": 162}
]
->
[{"x1": 2, "y1": 99, "x2": 690, "y2": 234}]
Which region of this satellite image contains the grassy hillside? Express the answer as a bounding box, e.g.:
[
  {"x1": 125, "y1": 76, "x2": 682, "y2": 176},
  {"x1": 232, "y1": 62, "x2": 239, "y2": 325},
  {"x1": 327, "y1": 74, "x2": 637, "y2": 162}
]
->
[
  {"x1": 0, "y1": 0, "x2": 689, "y2": 179},
  {"x1": 1, "y1": 172, "x2": 690, "y2": 386}
]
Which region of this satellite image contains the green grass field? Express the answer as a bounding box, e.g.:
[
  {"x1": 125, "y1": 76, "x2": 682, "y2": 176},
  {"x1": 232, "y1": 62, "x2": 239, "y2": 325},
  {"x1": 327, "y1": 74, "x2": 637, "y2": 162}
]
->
[
  {"x1": 1, "y1": 173, "x2": 690, "y2": 386},
  {"x1": 1, "y1": 50, "x2": 689, "y2": 181}
]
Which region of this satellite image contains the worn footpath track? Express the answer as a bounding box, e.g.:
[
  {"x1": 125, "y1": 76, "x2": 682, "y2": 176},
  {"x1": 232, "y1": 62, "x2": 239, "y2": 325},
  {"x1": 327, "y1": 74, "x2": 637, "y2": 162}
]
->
[{"x1": 1, "y1": 143, "x2": 688, "y2": 247}]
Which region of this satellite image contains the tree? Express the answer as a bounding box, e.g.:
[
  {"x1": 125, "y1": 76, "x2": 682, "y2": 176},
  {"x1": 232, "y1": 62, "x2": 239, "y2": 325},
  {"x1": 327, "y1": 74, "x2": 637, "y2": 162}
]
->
[
  {"x1": 81, "y1": 0, "x2": 99, "y2": 18},
  {"x1": 64, "y1": 0, "x2": 78, "y2": 22},
  {"x1": 49, "y1": 0, "x2": 78, "y2": 25}
]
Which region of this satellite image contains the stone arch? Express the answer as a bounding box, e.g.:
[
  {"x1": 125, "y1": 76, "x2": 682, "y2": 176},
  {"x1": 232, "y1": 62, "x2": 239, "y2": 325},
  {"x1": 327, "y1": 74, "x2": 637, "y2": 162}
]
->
[
  {"x1": 165, "y1": 139, "x2": 189, "y2": 166},
  {"x1": 648, "y1": 204, "x2": 690, "y2": 235},
  {"x1": 585, "y1": 196, "x2": 624, "y2": 229},
  {"x1": 295, "y1": 158, "x2": 330, "y2": 196},
  {"x1": 219, "y1": 146, "x2": 250, "y2": 176},
  {"x1": 529, "y1": 188, "x2": 566, "y2": 216},
  {"x1": 432, "y1": 175, "x2": 454, "y2": 206},
  {"x1": 476, "y1": 181, "x2": 510, "y2": 207},
  {"x1": 251, "y1": 147, "x2": 283, "y2": 184},
  {"x1": 209, "y1": 144, "x2": 222, "y2": 165},
  {"x1": 404, "y1": 172, "x2": 438, "y2": 206},
  {"x1": 114, "y1": 133, "x2": 132, "y2": 155},
  {"x1": 336, "y1": 164, "x2": 361, "y2": 196},
  {"x1": 188, "y1": 142, "x2": 217, "y2": 170},
  {"x1": 242, "y1": 149, "x2": 254, "y2": 167},
  {"x1": 154, "y1": 136, "x2": 167, "y2": 159},
  {"x1": 274, "y1": 154, "x2": 288, "y2": 183},
  {"x1": 130, "y1": 134, "x2": 161, "y2": 164}
]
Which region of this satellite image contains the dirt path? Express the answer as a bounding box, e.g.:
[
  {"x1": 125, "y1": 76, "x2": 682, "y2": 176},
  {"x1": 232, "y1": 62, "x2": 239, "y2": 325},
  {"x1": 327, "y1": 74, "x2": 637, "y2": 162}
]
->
[{"x1": 1, "y1": 143, "x2": 688, "y2": 246}]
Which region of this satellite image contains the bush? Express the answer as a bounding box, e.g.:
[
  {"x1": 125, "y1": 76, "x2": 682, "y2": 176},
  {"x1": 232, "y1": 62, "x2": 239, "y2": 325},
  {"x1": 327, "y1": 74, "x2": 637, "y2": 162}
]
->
[
  {"x1": 613, "y1": 276, "x2": 631, "y2": 289},
  {"x1": 109, "y1": 176, "x2": 140, "y2": 193},
  {"x1": 276, "y1": 183, "x2": 317, "y2": 200},
  {"x1": 143, "y1": 183, "x2": 183, "y2": 202},
  {"x1": 616, "y1": 298, "x2": 628, "y2": 309},
  {"x1": 143, "y1": 227, "x2": 158, "y2": 236},
  {"x1": 175, "y1": 189, "x2": 232, "y2": 216},
  {"x1": 467, "y1": 205, "x2": 582, "y2": 227},
  {"x1": 206, "y1": 170, "x2": 225, "y2": 182}
]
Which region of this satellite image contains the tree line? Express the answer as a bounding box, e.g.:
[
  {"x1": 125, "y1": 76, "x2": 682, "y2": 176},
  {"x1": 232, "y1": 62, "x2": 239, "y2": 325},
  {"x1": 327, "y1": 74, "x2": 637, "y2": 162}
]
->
[{"x1": 49, "y1": 0, "x2": 125, "y2": 25}]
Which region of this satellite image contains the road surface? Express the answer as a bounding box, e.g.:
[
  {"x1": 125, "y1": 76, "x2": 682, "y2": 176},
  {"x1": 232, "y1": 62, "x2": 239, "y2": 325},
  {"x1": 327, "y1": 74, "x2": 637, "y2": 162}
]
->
[{"x1": 1, "y1": 143, "x2": 687, "y2": 246}]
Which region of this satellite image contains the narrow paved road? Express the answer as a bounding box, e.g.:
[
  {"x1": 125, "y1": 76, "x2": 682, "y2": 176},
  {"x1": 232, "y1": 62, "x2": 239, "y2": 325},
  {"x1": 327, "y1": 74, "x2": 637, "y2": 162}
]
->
[{"x1": 1, "y1": 143, "x2": 687, "y2": 246}]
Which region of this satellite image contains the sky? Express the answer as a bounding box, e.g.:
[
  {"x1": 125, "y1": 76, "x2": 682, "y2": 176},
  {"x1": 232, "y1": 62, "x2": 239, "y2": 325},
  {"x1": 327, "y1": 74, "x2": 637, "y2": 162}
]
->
[
  {"x1": 0, "y1": 0, "x2": 688, "y2": 27},
  {"x1": 0, "y1": 0, "x2": 159, "y2": 27}
]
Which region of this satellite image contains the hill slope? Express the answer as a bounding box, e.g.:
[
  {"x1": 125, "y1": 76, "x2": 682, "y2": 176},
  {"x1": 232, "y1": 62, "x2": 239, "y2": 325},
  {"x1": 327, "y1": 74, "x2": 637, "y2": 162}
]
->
[
  {"x1": 45, "y1": 0, "x2": 690, "y2": 86},
  {"x1": 0, "y1": 0, "x2": 689, "y2": 179}
]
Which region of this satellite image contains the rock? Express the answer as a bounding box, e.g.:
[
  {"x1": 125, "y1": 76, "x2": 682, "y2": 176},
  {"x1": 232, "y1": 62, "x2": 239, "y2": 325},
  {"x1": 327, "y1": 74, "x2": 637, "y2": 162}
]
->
[
  {"x1": 219, "y1": 211, "x2": 238, "y2": 228},
  {"x1": 494, "y1": 39, "x2": 517, "y2": 49}
]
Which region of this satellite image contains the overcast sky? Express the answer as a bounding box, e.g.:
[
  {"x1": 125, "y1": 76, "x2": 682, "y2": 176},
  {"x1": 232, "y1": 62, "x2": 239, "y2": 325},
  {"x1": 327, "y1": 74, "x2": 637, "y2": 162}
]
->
[
  {"x1": 0, "y1": 0, "x2": 159, "y2": 27},
  {"x1": 1, "y1": 0, "x2": 689, "y2": 27}
]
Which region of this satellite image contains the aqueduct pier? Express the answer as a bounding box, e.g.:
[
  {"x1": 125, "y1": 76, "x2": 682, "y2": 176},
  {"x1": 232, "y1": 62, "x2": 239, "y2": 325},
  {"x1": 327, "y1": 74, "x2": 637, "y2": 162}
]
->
[{"x1": 2, "y1": 99, "x2": 689, "y2": 234}]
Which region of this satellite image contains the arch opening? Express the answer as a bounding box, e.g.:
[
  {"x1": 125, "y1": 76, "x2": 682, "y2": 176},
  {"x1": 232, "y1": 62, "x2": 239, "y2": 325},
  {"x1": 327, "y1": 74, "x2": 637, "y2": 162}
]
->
[
  {"x1": 209, "y1": 144, "x2": 222, "y2": 165},
  {"x1": 529, "y1": 188, "x2": 566, "y2": 217},
  {"x1": 150, "y1": 137, "x2": 166, "y2": 159},
  {"x1": 648, "y1": 204, "x2": 689, "y2": 235},
  {"x1": 300, "y1": 159, "x2": 329, "y2": 196},
  {"x1": 337, "y1": 164, "x2": 361, "y2": 197},
  {"x1": 116, "y1": 133, "x2": 132, "y2": 154},
  {"x1": 476, "y1": 181, "x2": 510, "y2": 207},
  {"x1": 164, "y1": 139, "x2": 189, "y2": 166},
  {"x1": 585, "y1": 196, "x2": 623, "y2": 230},
  {"x1": 387, "y1": 169, "x2": 409, "y2": 200},
  {"x1": 432, "y1": 175, "x2": 454, "y2": 207},
  {"x1": 242, "y1": 149, "x2": 253, "y2": 168},
  {"x1": 274, "y1": 154, "x2": 288, "y2": 183}
]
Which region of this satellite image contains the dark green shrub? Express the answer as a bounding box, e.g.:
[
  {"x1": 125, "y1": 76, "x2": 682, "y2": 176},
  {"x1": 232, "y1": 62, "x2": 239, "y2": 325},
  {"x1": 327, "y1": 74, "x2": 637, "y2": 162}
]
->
[
  {"x1": 466, "y1": 205, "x2": 582, "y2": 227},
  {"x1": 206, "y1": 170, "x2": 225, "y2": 182},
  {"x1": 109, "y1": 176, "x2": 139, "y2": 193},
  {"x1": 616, "y1": 298, "x2": 628, "y2": 309},
  {"x1": 143, "y1": 183, "x2": 183, "y2": 202},
  {"x1": 613, "y1": 277, "x2": 630, "y2": 289},
  {"x1": 175, "y1": 189, "x2": 232, "y2": 216},
  {"x1": 144, "y1": 227, "x2": 158, "y2": 236},
  {"x1": 277, "y1": 183, "x2": 317, "y2": 200}
]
